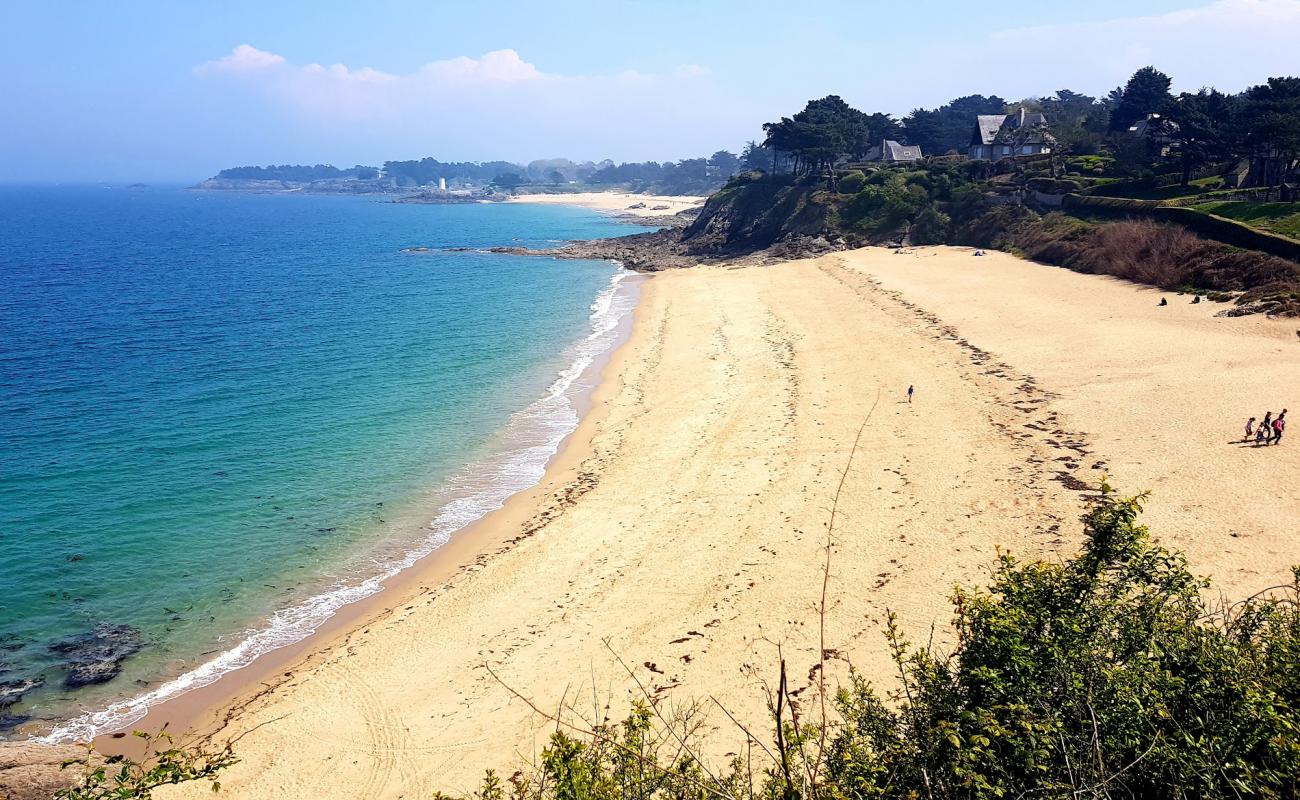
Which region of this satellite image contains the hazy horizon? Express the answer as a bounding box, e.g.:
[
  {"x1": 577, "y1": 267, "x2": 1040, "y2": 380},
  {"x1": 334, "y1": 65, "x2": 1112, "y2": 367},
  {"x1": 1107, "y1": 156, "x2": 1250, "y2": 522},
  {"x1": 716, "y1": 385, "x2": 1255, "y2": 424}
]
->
[{"x1": 5, "y1": 0, "x2": 1300, "y2": 183}]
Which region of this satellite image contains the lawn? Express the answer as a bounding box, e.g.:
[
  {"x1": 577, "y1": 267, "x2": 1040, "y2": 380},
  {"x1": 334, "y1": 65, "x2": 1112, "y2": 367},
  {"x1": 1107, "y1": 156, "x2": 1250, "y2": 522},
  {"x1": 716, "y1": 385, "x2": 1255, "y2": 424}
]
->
[{"x1": 1190, "y1": 201, "x2": 1300, "y2": 240}]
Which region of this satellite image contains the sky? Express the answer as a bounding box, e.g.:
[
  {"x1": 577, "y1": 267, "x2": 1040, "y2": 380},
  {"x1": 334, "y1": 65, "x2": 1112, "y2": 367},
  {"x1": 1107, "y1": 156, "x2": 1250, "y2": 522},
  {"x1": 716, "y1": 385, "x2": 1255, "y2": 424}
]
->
[{"x1": 4, "y1": 0, "x2": 1300, "y2": 183}]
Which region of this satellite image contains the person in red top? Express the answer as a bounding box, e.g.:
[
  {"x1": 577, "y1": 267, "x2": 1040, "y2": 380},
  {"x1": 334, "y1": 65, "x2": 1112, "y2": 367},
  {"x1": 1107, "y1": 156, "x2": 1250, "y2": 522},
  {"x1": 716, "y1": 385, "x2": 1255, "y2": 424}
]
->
[{"x1": 1272, "y1": 409, "x2": 1287, "y2": 445}]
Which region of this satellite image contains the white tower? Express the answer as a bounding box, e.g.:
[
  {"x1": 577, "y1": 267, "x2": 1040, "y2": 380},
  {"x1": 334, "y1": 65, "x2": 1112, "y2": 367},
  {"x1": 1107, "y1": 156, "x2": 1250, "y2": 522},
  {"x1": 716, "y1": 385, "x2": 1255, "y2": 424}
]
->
[{"x1": 438, "y1": 177, "x2": 447, "y2": 193}]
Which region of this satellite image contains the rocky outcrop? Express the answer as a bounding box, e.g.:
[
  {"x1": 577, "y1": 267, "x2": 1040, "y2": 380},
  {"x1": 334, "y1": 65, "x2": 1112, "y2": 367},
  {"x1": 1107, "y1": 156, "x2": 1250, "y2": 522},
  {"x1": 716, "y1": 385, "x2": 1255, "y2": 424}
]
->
[
  {"x1": 680, "y1": 176, "x2": 836, "y2": 252},
  {"x1": 0, "y1": 742, "x2": 97, "y2": 800},
  {"x1": 49, "y1": 624, "x2": 142, "y2": 688}
]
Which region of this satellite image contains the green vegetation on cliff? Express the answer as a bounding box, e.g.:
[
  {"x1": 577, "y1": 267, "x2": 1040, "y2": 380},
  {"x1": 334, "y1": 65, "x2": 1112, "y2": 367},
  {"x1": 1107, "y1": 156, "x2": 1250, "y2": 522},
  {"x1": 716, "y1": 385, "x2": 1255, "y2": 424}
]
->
[{"x1": 681, "y1": 168, "x2": 1300, "y2": 315}]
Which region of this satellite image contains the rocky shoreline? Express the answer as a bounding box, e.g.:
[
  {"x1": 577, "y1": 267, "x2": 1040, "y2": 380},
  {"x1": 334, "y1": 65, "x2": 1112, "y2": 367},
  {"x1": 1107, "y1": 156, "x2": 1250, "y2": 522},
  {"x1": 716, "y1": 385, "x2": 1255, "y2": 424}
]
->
[{"x1": 438, "y1": 225, "x2": 849, "y2": 273}]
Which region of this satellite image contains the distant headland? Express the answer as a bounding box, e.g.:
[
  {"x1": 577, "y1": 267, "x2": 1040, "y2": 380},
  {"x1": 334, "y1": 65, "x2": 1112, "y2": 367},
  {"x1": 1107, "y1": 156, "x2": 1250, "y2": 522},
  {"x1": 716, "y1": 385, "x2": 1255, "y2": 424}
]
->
[{"x1": 191, "y1": 153, "x2": 743, "y2": 199}]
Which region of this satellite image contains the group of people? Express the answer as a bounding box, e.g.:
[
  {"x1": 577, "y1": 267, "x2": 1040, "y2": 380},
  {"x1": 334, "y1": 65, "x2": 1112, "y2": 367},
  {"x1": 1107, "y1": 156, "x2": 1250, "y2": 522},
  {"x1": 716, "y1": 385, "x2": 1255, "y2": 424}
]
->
[{"x1": 1244, "y1": 409, "x2": 1287, "y2": 446}]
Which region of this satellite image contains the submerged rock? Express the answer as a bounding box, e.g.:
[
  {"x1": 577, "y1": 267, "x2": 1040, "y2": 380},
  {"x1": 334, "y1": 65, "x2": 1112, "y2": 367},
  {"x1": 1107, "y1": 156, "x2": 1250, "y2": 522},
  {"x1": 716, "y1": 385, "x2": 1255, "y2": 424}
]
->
[
  {"x1": 49, "y1": 623, "x2": 143, "y2": 688},
  {"x1": 0, "y1": 678, "x2": 43, "y2": 708}
]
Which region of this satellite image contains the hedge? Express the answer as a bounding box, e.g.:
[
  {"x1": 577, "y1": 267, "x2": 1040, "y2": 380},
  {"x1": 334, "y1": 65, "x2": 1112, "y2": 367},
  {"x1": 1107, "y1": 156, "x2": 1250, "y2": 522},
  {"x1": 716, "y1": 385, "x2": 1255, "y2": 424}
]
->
[{"x1": 1063, "y1": 194, "x2": 1300, "y2": 262}]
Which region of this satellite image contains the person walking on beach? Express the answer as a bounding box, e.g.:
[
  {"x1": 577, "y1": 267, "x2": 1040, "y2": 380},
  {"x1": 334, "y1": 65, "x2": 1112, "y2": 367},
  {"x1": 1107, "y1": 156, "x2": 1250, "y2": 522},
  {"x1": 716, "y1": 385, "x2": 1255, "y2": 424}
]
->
[
  {"x1": 1273, "y1": 410, "x2": 1287, "y2": 445},
  {"x1": 1244, "y1": 416, "x2": 1256, "y2": 441},
  {"x1": 907, "y1": 385, "x2": 914, "y2": 403},
  {"x1": 1260, "y1": 411, "x2": 1274, "y2": 446}
]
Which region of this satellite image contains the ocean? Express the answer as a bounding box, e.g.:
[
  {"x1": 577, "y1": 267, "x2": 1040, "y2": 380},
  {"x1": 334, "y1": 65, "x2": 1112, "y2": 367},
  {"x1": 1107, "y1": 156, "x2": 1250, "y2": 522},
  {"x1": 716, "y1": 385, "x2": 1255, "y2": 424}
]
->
[{"x1": 0, "y1": 186, "x2": 650, "y2": 740}]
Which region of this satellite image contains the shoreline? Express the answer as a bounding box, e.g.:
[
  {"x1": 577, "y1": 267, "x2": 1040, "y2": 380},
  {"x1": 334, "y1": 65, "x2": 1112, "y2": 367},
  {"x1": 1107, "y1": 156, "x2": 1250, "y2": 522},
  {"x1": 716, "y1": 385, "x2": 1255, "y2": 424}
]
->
[
  {"x1": 149, "y1": 245, "x2": 1298, "y2": 799},
  {"x1": 13, "y1": 240, "x2": 1294, "y2": 798},
  {"x1": 26, "y1": 265, "x2": 647, "y2": 750},
  {"x1": 100, "y1": 291, "x2": 640, "y2": 756}
]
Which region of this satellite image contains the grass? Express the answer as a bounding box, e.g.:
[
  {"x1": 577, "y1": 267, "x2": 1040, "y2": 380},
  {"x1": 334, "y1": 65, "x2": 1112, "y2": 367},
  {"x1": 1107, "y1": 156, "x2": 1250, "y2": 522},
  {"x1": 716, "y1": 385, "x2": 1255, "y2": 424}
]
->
[
  {"x1": 1091, "y1": 176, "x2": 1225, "y2": 201},
  {"x1": 1189, "y1": 200, "x2": 1300, "y2": 240}
]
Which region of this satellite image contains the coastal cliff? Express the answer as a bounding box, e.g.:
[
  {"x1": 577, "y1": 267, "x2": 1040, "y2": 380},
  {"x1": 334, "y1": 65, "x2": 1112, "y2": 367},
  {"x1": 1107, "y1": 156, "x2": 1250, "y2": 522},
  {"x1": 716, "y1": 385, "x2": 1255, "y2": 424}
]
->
[{"x1": 547, "y1": 171, "x2": 1300, "y2": 315}]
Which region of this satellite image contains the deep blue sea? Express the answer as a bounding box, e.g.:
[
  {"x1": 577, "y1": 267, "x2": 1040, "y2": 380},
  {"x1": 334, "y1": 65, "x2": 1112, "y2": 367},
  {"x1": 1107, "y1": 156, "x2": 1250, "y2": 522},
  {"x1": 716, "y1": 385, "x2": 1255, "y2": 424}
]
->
[{"x1": 0, "y1": 186, "x2": 650, "y2": 739}]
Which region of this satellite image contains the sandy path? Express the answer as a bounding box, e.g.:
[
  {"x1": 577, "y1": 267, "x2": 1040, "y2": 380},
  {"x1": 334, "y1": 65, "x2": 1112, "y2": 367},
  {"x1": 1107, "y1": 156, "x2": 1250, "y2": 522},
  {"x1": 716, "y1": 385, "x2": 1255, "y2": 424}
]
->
[{"x1": 164, "y1": 248, "x2": 1297, "y2": 800}]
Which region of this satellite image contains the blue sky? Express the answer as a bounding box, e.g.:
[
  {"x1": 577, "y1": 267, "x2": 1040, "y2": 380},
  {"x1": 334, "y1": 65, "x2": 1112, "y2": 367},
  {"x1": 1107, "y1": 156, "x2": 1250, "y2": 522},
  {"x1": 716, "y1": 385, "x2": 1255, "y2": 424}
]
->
[{"x1": 4, "y1": 0, "x2": 1299, "y2": 182}]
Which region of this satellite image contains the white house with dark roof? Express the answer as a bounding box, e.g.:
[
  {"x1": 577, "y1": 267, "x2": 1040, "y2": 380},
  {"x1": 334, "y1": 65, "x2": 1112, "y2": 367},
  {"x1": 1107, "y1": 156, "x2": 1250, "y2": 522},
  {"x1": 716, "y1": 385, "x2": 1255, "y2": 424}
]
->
[
  {"x1": 864, "y1": 139, "x2": 923, "y2": 164},
  {"x1": 969, "y1": 107, "x2": 1054, "y2": 160}
]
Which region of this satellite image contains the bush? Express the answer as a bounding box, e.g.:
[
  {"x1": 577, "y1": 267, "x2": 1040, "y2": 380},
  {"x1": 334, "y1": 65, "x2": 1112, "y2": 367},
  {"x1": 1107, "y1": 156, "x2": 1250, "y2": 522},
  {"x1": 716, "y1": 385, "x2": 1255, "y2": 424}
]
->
[
  {"x1": 837, "y1": 171, "x2": 866, "y2": 194},
  {"x1": 463, "y1": 490, "x2": 1300, "y2": 800},
  {"x1": 909, "y1": 207, "x2": 951, "y2": 245},
  {"x1": 56, "y1": 730, "x2": 235, "y2": 799}
]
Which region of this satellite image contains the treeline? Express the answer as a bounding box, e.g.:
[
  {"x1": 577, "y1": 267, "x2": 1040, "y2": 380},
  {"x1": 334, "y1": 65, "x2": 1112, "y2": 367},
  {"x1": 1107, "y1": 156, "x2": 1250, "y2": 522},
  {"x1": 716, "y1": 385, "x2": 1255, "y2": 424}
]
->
[
  {"x1": 215, "y1": 164, "x2": 379, "y2": 181},
  {"x1": 586, "y1": 151, "x2": 739, "y2": 195},
  {"x1": 750, "y1": 67, "x2": 1300, "y2": 189},
  {"x1": 381, "y1": 158, "x2": 524, "y2": 185},
  {"x1": 210, "y1": 152, "x2": 744, "y2": 196}
]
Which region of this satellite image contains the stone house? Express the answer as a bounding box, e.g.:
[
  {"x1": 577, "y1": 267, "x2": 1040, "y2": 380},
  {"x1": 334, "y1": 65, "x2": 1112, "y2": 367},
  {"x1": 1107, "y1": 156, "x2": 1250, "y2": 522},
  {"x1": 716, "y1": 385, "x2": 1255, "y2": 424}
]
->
[{"x1": 969, "y1": 107, "x2": 1054, "y2": 160}]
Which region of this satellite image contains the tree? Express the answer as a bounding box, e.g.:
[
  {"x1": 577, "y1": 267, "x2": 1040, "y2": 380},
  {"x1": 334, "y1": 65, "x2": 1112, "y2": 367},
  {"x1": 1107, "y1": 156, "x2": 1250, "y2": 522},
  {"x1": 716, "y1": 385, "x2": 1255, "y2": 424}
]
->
[
  {"x1": 903, "y1": 94, "x2": 1008, "y2": 156},
  {"x1": 490, "y1": 172, "x2": 527, "y2": 193},
  {"x1": 1167, "y1": 88, "x2": 1239, "y2": 185},
  {"x1": 1109, "y1": 66, "x2": 1174, "y2": 132},
  {"x1": 762, "y1": 95, "x2": 887, "y2": 180},
  {"x1": 706, "y1": 150, "x2": 740, "y2": 180},
  {"x1": 1239, "y1": 76, "x2": 1300, "y2": 194},
  {"x1": 1040, "y1": 89, "x2": 1108, "y2": 155},
  {"x1": 739, "y1": 140, "x2": 775, "y2": 172},
  {"x1": 547, "y1": 169, "x2": 566, "y2": 186},
  {"x1": 757, "y1": 96, "x2": 908, "y2": 182}
]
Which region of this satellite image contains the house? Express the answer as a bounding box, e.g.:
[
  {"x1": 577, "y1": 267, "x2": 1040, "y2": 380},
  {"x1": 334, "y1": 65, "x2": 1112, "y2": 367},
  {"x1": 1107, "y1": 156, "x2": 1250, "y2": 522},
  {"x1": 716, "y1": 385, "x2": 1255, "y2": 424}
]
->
[
  {"x1": 864, "y1": 139, "x2": 923, "y2": 164},
  {"x1": 968, "y1": 107, "x2": 1054, "y2": 161},
  {"x1": 1127, "y1": 113, "x2": 1178, "y2": 157}
]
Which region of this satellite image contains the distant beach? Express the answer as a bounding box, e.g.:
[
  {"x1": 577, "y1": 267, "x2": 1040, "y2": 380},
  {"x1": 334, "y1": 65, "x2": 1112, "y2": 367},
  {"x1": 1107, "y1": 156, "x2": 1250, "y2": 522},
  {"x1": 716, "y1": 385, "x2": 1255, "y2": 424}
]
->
[
  {"x1": 507, "y1": 191, "x2": 706, "y2": 223},
  {"x1": 151, "y1": 243, "x2": 1300, "y2": 799}
]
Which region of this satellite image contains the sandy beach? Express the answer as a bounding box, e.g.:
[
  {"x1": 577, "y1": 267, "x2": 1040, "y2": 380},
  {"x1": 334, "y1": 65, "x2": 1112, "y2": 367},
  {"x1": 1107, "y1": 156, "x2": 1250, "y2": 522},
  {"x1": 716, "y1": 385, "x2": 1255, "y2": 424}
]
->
[
  {"x1": 158, "y1": 246, "x2": 1298, "y2": 800},
  {"x1": 507, "y1": 192, "x2": 706, "y2": 222}
]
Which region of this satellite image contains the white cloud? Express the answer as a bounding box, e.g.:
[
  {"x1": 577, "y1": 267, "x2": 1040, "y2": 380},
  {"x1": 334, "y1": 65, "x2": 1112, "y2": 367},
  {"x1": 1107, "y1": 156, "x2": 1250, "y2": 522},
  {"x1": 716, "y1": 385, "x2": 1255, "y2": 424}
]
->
[
  {"x1": 851, "y1": 0, "x2": 1300, "y2": 113},
  {"x1": 418, "y1": 49, "x2": 543, "y2": 83},
  {"x1": 192, "y1": 45, "x2": 754, "y2": 161},
  {"x1": 196, "y1": 44, "x2": 286, "y2": 75}
]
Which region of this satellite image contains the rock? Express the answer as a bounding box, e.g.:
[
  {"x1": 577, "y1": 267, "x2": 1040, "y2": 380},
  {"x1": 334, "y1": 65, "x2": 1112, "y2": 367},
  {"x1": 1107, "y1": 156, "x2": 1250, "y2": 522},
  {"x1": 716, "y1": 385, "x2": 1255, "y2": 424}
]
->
[
  {"x1": 0, "y1": 742, "x2": 100, "y2": 800},
  {"x1": 0, "y1": 678, "x2": 43, "y2": 707},
  {"x1": 49, "y1": 623, "x2": 142, "y2": 688}
]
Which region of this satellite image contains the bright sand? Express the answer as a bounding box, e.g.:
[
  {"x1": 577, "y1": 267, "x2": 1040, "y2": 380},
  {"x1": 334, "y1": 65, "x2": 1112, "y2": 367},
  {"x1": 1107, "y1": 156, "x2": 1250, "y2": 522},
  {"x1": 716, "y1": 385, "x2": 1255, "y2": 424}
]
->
[
  {"x1": 161, "y1": 246, "x2": 1299, "y2": 799},
  {"x1": 507, "y1": 192, "x2": 706, "y2": 217}
]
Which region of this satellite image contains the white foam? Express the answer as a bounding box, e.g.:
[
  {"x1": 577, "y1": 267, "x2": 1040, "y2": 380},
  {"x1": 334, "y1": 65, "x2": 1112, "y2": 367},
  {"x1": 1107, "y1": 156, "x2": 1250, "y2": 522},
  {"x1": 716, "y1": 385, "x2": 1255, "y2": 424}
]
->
[{"x1": 38, "y1": 266, "x2": 638, "y2": 744}]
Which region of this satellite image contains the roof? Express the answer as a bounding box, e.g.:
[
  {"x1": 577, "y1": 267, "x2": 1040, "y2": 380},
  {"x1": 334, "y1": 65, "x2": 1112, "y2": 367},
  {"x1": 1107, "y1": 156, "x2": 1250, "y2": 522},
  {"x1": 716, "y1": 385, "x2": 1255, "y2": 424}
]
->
[
  {"x1": 1128, "y1": 113, "x2": 1179, "y2": 139},
  {"x1": 864, "y1": 139, "x2": 923, "y2": 162},
  {"x1": 974, "y1": 115, "x2": 1006, "y2": 146},
  {"x1": 972, "y1": 107, "x2": 1055, "y2": 147}
]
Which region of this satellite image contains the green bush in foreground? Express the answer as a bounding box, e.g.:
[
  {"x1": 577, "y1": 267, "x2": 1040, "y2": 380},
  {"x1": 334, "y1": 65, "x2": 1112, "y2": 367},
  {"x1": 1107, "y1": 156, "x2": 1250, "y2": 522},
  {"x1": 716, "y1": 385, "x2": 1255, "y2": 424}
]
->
[
  {"x1": 56, "y1": 730, "x2": 235, "y2": 799},
  {"x1": 475, "y1": 488, "x2": 1300, "y2": 800}
]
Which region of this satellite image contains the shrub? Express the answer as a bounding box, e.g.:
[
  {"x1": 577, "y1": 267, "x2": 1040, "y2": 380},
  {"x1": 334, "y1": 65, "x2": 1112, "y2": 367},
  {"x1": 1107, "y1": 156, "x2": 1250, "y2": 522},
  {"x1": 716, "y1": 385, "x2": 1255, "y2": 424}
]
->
[
  {"x1": 837, "y1": 171, "x2": 866, "y2": 194},
  {"x1": 909, "y1": 207, "x2": 951, "y2": 245},
  {"x1": 466, "y1": 489, "x2": 1300, "y2": 800},
  {"x1": 56, "y1": 730, "x2": 235, "y2": 799}
]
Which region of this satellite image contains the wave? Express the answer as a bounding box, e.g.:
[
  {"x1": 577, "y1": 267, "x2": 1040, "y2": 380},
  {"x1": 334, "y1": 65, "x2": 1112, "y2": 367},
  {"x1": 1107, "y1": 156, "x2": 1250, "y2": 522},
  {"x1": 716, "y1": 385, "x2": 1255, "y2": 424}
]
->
[{"x1": 38, "y1": 265, "x2": 638, "y2": 743}]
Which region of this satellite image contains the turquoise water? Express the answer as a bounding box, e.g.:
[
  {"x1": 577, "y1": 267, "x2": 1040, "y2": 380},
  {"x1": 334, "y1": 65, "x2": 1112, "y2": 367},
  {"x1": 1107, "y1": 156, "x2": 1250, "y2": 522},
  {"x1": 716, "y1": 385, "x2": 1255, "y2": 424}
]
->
[{"x1": 0, "y1": 187, "x2": 649, "y2": 738}]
